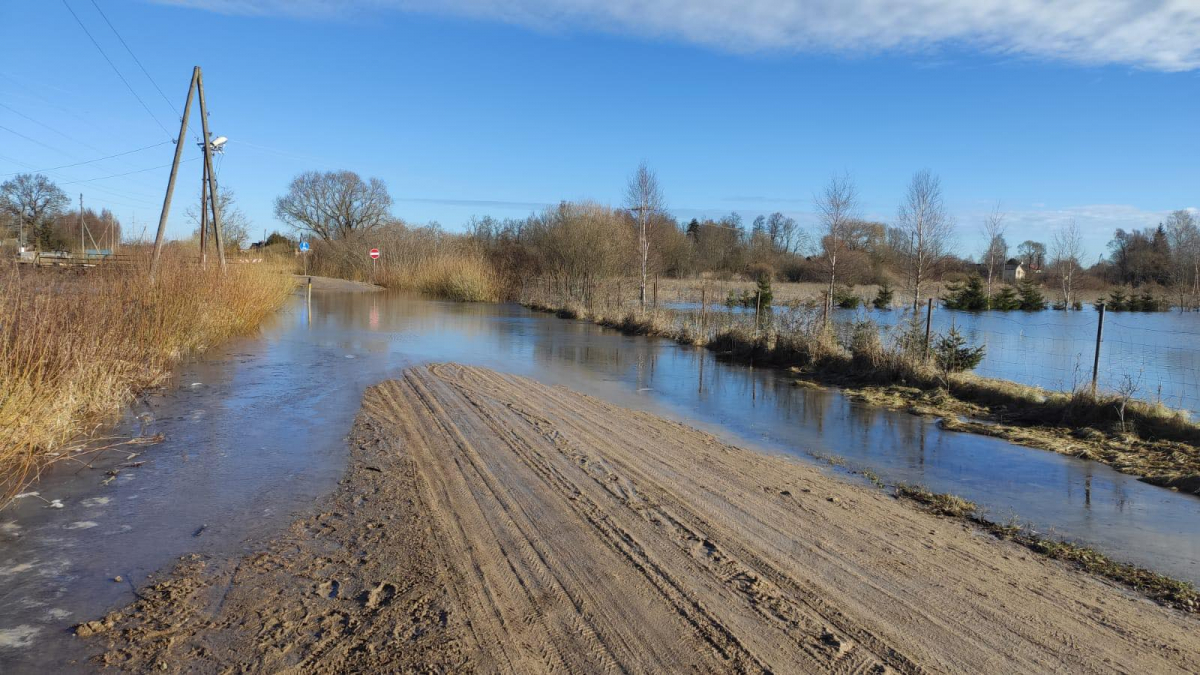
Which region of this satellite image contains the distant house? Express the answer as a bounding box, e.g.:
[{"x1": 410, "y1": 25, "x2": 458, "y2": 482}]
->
[
  {"x1": 973, "y1": 258, "x2": 1027, "y2": 283},
  {"x1": 1002, "y1": 258, "x2": 1025, "y2": 283}
]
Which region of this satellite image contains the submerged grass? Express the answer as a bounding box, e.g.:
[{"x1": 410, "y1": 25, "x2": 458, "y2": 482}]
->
[
  {"x1": 895, "y1": 483, "x2": 1199, "y2": 613},
  {"x1": 0, "y1": 254, "x2": 296, "y2": 504},
  {"x1": 522, "y1": 282, "x2": 1200, "y2": 491}
]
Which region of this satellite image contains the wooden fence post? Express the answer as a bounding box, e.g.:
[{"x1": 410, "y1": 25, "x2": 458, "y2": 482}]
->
[
  {"x1": 1091, "y1": 303, "x2": 1105, "y2": 396},
  {"x1": 923, "y1": 297, "x2": 934, "y2": 360}
]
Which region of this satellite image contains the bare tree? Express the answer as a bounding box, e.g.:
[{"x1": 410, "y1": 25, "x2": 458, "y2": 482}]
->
[
  {"x1": 189, "y1": 186, "x2": 251, "y2": 250},
  {"x1": 1016, "y1": 239, "x2": 1047, "y2": 270},
  {"x1": 1050, "y1": 219, "x2": 1084, "y2": 310},
  {"x1": 814, "y1": 173, "x2": 861, "y2": 322},
  {"x1": 624, "y1": 162, "x2": 665, "y2": 308},
  {"x1": 0, "y1": 173, "x2": 69, "y2": 249},
  {"x1": 897, "y1": 169, "x2": 953, "y2": 309},
  {"x1": 1165, "y1": 209, "x2": 1200, "y2": 310},
  {"x1": 980, "y1": 204, "x2": 1007, "y2": 307},
  {"x1": 274, "y1": 170, "x2": 393, "y2": 241}
]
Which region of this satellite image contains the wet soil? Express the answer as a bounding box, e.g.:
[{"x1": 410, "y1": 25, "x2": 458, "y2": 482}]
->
[{"x1": 84, "y1": 365, "x2": 1200, "y2": 673}]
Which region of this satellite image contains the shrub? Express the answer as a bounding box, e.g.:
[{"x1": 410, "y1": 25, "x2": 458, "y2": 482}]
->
[
  {"x1": 992, "y1": 285, "x2": 1021, "y2": 310},
  {"x1": 872, "y1": 281, "x2": 894, "y2": 309},
  {"x1": 1017, "y1": 279, "x2": 1047, "y2": 311},
  {"x1": 943, "y1": 275, "x2": 988, "y2": 311},
  {"x1": 933, "y1": 325, "x2": 985, "y2": 374},
  {"x1": 834, "y1": 286, "x2": 861, "y2": 309}
]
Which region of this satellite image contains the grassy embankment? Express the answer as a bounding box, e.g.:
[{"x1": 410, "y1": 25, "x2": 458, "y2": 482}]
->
[
  {"x1": 0, "y1": 254, "x2": 296, "y2": 504},
  {"x1": 522, "y1": 280, "x2": 1200, "y2": 492},
  {"x1": 893, "y1": 484, "x2": 1198, "y2": 613}
]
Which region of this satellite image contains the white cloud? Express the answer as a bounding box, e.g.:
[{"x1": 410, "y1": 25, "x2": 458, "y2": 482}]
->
[{"x1": 152, "y1": 0, "x2": 1200, "y2": 71}]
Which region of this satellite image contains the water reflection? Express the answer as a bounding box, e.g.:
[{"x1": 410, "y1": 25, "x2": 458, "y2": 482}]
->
[{"x1": 4, "y1": 289, "x2": 1198, "y2": 673}]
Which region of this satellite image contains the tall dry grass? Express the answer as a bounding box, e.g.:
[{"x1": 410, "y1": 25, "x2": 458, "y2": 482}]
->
[
  {"x1": 0, "y1": 253, "x2": 295, "y2": 503},
  {"x1": 304, "y1": 224, "x2": 502, "y2": 302}
]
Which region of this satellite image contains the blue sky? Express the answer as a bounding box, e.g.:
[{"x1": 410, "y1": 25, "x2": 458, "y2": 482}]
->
[{"x1": 2, "y1": 0, "x2": 1198, "y2": 261}]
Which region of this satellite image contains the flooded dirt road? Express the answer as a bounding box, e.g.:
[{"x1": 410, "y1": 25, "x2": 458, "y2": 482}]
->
[
  {"x1": 3, "y1": 287, "x2": 1200, "y2": 671},
  {"x1": 86, "y1": 366, "x2": 1200, "y2": 673}
]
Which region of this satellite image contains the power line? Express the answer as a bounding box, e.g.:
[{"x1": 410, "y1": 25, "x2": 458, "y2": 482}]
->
[
  {"x1": 0, "y1": 101, "x2": 111, "y2": 156},
  {"x1": 86, "y1": 0, "x2": 180, "y2": 117},
  {"x1": 0, "y1": 124, "x2": 72, "y2": 156},
  {"x1": 0, "y1": 151, "x2": 158, "y2": 204},
  {"x1": 57, "y1": 157, "x2": 200, "y2": 185},
  {"x1": 0, "y1": 140, "x2": 170, "y2": 178},
  {"x1": 60, "y1": 0, "x2": 173, "y2": 138}
]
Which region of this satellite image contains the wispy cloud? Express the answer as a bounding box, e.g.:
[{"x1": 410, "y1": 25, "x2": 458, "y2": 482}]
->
[{"x1": 151, "y1": 0, "x2": 1200, "y2": 71}]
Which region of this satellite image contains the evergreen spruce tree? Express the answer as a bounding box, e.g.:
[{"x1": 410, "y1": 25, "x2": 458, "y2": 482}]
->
[
  {"x1": 943, "y1": 275, "x2": 989, "y2": 311},
  {"x1": 872, "y1": 281, "x2": 894, "y2": 309},
  {"x1": 992, "y1": 285, "x2": 1021, "y2": 310},
  {"x1": 1017, "y1": 279, "x2": 1047, "y2": 311},
  {"x1": 1097, "y1": 288, "x2": 1128, "y2": 311},
  {"x1": 933, "y1": 325, "x2": 986, "y2": 374}
]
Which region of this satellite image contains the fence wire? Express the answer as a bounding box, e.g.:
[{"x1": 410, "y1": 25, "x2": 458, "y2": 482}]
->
[{"x1": 524, "y1": 278, "x2": 1200, "y2": 417}]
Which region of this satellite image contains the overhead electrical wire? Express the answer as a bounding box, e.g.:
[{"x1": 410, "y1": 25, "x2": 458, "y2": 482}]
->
[
  {"x1": 58, "y1": 157, "x2": 199, "y2": 185},
  {"x1": 87, "y1": 0, "x2": 181, "y2": 117},
  {"x1": 0, "y1": 102, "x2": 112, "y2": 156},
  {"x1": 0, "y1": 124, "x2": 72, "y2": 156},
  {"x1": 0, "y1": 151, "x2": 154, "y2": 208},
  {"x1": 0, "y1": 140, "x2": 171, "y2": 178},
  {"x1": 60, "y1": 0, "x2": 173, "y2": 138}
]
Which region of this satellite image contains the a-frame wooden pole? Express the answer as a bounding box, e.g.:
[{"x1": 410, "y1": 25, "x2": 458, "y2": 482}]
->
[
  {"x1": 199, "y1": 158, "x2": 209, "y2": 267},
  {"x1": 150, "y1": 67, "x2": 199, "y2": 279},
  {"x1": 195, "y1": 68, "x2": 225, "y2": 270}
]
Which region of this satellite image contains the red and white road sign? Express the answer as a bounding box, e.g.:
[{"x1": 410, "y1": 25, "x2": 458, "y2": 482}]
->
[{"x1": 369, "y1": 248, "x2": 380, "y2": 259}]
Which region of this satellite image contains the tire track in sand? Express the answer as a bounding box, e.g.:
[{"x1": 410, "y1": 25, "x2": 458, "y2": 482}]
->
[{"x1": 87, "y1": 364, "x2": 1200, "y2": 673}]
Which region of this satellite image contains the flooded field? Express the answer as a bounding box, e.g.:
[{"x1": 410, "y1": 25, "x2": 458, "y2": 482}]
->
[
  {"x1": 3, "y1": 288, "x2": 1199, "y2": 671},
  {"x1": 670, "y1": 301, "x2": 1200, "y2": 415}
]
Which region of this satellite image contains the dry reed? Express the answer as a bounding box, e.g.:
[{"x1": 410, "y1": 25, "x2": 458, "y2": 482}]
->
[
  {"x1": 304, "y1": 225, "x2": 504, "y2": 302},
  {"x1": 0, "y1": 253, "x2": 295, "y2": 503}
]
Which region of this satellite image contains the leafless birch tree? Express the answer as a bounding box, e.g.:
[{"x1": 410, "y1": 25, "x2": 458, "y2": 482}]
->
[
  {"x1": 897, "y1": 169, "x2": 953, "y2": 309},
  {"x1": 1165, "y1": 209, "x2": 1200, "y2": 310},
  {"x1": 980, "y1": 204, "x2": 1007, "y2": 308},
  {"x1": 1050, "y1": 219, "x2": 1084, "y2": 310},
  {"x1": 814, "y1": 173, "x2": 861, "y2": 323},
  {"x1": 624, "y1": 162, "x2": 665, "y2": 308}
]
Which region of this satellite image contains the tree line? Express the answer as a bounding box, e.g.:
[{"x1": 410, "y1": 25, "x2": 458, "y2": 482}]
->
[
  {"x1": 269, "y1": 166, "x2": 1200, "y2": 311},
  {"x1": 0, "y1": 173, "x2": 123, "y2": 252}
]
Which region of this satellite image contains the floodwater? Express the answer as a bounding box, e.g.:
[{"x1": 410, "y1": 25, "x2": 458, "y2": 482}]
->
[
  {"x1": 3, "y1": 289, "x2": 1200, "y2": 671},
  {"x1": 670, "y1": 301, "x2": 1200, "y2": 415}
]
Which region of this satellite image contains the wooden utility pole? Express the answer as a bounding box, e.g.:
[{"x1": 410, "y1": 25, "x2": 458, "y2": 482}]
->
[
  {"x1": 150, "y1": 67, "x2": 199, "y2": 278},
  {"x1": 199, "y1": 159, "x2": 209, "y2": 266},
  {"x1": 79, "y1": 194, "x2": 84, "y2": 258},
  {"x1": 195, "y1": 69, "x2": 225, "y2": 270}
]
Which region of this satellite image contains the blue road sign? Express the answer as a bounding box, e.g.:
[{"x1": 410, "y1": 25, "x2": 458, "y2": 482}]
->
[{"x1": 299, "y1": 241, "x2": 310, "y2": 252}]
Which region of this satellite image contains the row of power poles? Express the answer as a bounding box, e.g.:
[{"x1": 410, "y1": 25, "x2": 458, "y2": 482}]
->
[{"x1": 149, "y1": 65, "x2": 225, "y2": 277}]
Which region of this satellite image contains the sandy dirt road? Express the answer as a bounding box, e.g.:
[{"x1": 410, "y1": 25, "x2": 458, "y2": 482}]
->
[{"x1": 85, "y1": 364, "x2": 1200, "y2": 673}]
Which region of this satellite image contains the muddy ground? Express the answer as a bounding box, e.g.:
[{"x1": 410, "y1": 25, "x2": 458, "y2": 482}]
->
[{"x1": 82, "y1": 364, "x2": 1200, "y2": 673}]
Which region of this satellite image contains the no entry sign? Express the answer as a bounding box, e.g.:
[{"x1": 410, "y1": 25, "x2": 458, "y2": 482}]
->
[{"x1": 369, "y1": 248, "x2": 380, "y2": 259}]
